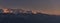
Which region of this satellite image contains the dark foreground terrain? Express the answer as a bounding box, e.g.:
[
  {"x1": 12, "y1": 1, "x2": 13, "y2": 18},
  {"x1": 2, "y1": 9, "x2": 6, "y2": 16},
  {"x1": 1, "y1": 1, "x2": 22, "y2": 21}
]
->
[{"x1": 0, "y1": 13, "x2": 60, "y2": 23}]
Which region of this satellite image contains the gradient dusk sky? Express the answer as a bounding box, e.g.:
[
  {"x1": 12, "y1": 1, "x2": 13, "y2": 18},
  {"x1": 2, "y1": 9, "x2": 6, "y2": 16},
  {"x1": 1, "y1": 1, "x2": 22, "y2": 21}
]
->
[{"x1": 0, "y1": 0, "x2": 60, "y2": 15}]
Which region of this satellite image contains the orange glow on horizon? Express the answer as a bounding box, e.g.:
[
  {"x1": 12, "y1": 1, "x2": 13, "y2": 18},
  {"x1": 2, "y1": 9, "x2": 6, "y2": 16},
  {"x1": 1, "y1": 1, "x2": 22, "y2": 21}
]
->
[{"x1": 40, "y1": 10, "x2": 60, "y2": 15}]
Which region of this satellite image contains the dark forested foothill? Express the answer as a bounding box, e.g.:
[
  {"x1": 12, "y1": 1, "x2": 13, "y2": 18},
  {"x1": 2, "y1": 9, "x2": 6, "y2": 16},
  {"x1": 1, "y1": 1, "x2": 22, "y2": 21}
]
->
[{"x1": 0, "y1": 13, "x2": 59, "y2": 23}]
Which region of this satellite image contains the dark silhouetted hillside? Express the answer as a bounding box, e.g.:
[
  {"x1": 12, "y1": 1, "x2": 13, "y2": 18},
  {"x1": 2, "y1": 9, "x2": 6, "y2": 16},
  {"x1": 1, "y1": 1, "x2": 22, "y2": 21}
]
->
[{"x1": 0, "y1": 13, "x2": 59, "y2": 23}]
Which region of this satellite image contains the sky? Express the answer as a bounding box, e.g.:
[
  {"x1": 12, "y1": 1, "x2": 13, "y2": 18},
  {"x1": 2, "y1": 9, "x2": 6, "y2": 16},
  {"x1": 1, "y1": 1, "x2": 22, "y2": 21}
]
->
[
  {"x1": 0, "y1": 0, "x2": 51, "y2": 10},
  {"x1": 0, "y1": 0, "x2": 60, "y2": 15}
]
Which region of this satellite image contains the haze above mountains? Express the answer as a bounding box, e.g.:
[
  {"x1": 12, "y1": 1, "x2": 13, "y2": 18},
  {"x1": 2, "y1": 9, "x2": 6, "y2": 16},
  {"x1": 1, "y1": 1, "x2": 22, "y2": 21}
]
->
[{"x1": 0, "y1": 0, "x2": 60, "y2": 15}]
